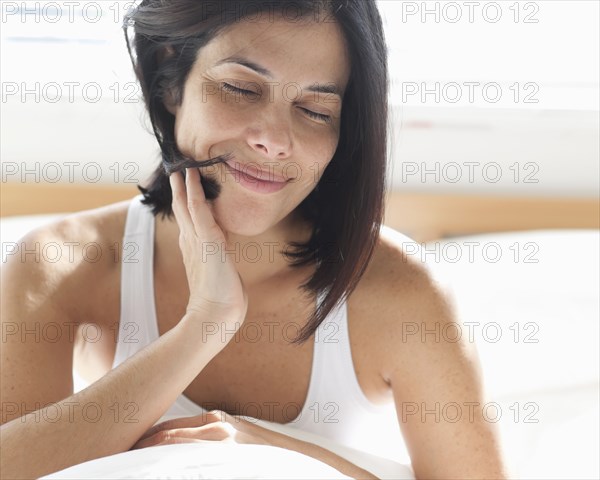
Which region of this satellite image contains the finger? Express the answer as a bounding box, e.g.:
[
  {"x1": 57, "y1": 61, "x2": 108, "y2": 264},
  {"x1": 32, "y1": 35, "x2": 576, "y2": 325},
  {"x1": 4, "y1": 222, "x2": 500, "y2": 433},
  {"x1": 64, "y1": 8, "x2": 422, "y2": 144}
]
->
[
  {"x1": 135, "y1": 424, "x2": 232, "y2": 449},
  {"x1": 204, "y1": 410, "x2": 229, "y2": 423},
  {"x1": 133, "y1": 433, "x2": 204, "y2": 449},
  {"x1": 170, "y1": 423, "x2": 235, "y2": 442},
  {"x1": 184, "y1": 167, "x2": 222, "y2": 238},
  {"x1": 137, "y1": 411, "x2": 225, "y2": 443},
  {"x1": 157, "y1": 437, "x2": 204, "y2": 446},
  {"x1": 135, "y1": 419, "x2": 179, "y2": 443},
  {"x1": 169, "y1": 170, "x2": 195, "y2": 236},
  {"x1": 185, "y1": 165, "x2": 206, "y2": 203}
]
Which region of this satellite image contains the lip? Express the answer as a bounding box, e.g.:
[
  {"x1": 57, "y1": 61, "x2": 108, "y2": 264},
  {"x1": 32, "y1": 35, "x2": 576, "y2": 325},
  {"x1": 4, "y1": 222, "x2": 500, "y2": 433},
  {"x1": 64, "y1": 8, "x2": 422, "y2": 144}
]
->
[
  {"x1": 224, "y1": 161, "x2": 289, "y2": 194},
  {"x1": 225, "y1": 160, "x2": 289, "y2": 183}
]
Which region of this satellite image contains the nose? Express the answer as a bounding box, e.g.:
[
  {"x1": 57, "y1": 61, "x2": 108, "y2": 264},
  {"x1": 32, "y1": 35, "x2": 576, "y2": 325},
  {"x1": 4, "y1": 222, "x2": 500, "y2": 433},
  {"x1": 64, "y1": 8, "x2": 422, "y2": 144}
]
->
[{"x1": 246, "y1": 105, "x2": 293, "y2": 160}]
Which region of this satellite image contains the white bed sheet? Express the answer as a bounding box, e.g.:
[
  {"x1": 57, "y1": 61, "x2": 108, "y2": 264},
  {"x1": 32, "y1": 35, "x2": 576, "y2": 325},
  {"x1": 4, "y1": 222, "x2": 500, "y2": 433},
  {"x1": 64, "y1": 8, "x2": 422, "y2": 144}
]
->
[
  {"x1": 42, "y1": 443, "x2": 353, "y2": 480},
  {"x1": 2, "y1": 212, "x2": 598, "y2": 479},
  {"x1": 422, "y1": 229, "x2": 600, "y2": 479},
  {"x1": 40, "y1": 431, "x2": 415, "y2": 480},
  {"x1": 423, "y1": 229, "x2": 599, "y2": 398}
]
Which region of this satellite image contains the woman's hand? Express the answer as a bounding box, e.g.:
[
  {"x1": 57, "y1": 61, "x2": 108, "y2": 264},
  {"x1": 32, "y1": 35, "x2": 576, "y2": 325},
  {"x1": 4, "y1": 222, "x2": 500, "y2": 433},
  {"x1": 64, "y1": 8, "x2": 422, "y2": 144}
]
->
[
  {"x1": 131, "y1": 411, "x2": 379, "y2": 479},
  {"x1": 130, "y1": 410, "x2": 272, "y2": 449},
  {"x1": 169, "y1": 167, "x2": 248, "y2": 322}
]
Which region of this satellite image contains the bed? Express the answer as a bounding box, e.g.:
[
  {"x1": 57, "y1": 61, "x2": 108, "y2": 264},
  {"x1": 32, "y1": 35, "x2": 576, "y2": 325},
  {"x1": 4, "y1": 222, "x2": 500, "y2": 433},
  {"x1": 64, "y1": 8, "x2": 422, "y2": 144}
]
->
[{"x1": 1, "y1": 186, "x2": 598, "y2": 479}]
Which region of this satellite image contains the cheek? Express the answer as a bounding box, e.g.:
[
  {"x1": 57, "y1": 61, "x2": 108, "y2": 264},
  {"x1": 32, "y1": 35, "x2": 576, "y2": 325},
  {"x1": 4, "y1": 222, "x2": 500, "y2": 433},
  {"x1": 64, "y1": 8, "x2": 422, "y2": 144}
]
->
[
  {"x1": 173, "y1": 114, "x2": 194, "y2": 157},
  {"x1": 173, "y1": 94, "x2": 235, "y2": 156},
  {"x1": 202, "y1": 86, "x2": 262, "y2": 130},
  {"x1": 305, "y1": 135, "x2": 339, "y2": 183},
  {"x1": 173, "y1": 95, "x2": 203, "y2": 154}
]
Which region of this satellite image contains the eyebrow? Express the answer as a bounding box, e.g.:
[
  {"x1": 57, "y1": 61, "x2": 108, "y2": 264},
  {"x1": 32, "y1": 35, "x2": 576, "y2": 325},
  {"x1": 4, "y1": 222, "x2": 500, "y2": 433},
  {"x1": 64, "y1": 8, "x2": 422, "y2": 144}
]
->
[{"x1": 214, "y1": 55, "x2": 342, "y2": 100}]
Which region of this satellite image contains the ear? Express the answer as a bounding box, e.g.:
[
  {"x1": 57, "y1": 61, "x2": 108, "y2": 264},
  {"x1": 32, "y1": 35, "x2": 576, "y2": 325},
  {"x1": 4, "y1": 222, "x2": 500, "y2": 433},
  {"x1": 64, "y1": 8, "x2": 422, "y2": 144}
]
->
[{"x1": 158, "y1": 46, "x2": 178, "y2": 115}]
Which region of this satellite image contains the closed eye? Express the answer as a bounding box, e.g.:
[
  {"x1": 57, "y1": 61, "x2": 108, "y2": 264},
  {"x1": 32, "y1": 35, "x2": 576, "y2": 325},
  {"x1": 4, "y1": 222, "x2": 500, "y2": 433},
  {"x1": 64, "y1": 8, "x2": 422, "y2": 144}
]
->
[
  {"x1": 299, "y1": 107, "x2": 332, "y2": 124},
  {"x1": 221, "y1": 82, "x2": 258, "y2": 97},
  {"x1": 222, "y1": 82, "x2": 332, "y2": 124}
]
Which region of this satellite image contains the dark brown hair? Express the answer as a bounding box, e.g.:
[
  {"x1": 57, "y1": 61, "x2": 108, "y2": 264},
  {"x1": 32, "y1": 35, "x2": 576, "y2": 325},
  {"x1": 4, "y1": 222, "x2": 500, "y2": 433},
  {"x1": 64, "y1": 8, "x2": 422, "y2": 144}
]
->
[{"x1": 124, "y1": 0, "x2": 388, "y2": 344}]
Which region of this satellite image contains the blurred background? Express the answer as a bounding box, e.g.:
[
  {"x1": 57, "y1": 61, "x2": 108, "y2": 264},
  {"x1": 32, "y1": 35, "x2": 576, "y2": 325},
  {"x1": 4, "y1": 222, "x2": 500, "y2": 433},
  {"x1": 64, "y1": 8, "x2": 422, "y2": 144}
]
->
[{"x1": 1, "y1": 0, "x2": 598, "y2": 198}]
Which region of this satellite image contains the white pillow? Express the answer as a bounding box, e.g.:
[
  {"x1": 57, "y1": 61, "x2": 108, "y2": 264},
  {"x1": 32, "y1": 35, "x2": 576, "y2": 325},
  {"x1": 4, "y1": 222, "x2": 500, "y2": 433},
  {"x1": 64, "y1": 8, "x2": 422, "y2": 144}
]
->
[
  {"x1": 41, "y1": 441, "x2": 415, "y2": 480},
  {"x1": 41, "y1": 443, "x2": 352, "y2": 479}
]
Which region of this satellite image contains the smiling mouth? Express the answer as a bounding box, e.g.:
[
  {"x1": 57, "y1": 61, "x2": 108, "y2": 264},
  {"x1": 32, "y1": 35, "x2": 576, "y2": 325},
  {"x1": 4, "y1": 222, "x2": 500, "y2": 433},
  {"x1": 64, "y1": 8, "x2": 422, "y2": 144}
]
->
[
  {"x1": 224, "y1": 160, "x2": 289, "y2": 184},
  {"x1": 222, "y1": 161, "x2": 290, "y2": 194}
]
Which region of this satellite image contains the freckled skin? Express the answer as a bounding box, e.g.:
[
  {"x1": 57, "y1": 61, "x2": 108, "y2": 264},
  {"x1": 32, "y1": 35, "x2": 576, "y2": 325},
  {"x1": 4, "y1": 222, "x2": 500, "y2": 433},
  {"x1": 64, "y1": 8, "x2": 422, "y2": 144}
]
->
[{"x1": 166, "y1": 15, "x2": 351, "y2": 243}]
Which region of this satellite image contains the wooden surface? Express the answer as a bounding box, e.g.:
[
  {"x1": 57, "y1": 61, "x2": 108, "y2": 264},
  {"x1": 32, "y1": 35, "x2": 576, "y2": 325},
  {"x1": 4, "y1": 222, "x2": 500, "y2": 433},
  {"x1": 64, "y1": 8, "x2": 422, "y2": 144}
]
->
[
  {"x1": 1, "y1": 183, "x2": 138, "y2": 217},
  {"x1": 384, "y1": 192, "x2": 600, "y2": 241},
  {"x1": 1, "y1": 182, "x2": 598, "y2": 242}
]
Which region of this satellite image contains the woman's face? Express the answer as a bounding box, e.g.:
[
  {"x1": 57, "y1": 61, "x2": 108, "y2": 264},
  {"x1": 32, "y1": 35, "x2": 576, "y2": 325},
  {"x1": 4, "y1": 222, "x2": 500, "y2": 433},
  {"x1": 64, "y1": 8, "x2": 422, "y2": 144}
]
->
[{"x1": 167, "y1": 14, "x2": 351, "y2": 237}]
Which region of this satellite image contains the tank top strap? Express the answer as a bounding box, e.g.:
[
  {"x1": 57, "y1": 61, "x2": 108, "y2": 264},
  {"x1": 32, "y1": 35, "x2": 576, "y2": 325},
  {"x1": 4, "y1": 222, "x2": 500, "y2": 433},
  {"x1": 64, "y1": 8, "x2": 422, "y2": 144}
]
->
[{"x1": 113, "y1": 194, "x2": 160, "y2": 368}]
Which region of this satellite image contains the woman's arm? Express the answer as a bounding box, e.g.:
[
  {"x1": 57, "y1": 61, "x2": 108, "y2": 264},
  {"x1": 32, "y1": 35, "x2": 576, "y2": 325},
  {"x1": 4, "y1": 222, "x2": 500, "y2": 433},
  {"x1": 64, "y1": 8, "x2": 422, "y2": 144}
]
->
[
  {"x1": 367, "y1": 238, "x2": 511, "y2": 479},
  {"x1": 1, "y1": 309, "x2": 231, "y2": 479},
  {"x1": 0, "y1": 231, "x2": 237, "y2": 479}
]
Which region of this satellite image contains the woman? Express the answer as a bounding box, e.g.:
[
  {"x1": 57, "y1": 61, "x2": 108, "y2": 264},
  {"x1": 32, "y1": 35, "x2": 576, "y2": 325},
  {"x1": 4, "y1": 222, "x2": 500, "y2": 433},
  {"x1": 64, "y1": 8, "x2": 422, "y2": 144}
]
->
[{"x1": 0, "y1": 0, "x2": 508, "y2": 478}]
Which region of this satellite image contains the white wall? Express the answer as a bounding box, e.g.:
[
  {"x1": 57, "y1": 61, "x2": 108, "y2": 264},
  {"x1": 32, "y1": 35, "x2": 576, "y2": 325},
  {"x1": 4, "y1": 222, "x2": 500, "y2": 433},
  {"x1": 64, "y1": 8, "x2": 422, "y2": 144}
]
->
[{"x1": 388, "y1": 105, "x2": 599, "y2": 197}]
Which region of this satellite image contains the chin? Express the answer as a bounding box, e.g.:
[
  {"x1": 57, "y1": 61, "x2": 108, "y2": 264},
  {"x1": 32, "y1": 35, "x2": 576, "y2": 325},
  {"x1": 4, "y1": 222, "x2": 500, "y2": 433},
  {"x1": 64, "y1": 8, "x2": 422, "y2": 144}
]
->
[
  {"x1": 211, "y1": 199, "x2": 274, "y2": 238},
  {"x1": 222, "y1": 222, "x2": 268, "y2": 238}
]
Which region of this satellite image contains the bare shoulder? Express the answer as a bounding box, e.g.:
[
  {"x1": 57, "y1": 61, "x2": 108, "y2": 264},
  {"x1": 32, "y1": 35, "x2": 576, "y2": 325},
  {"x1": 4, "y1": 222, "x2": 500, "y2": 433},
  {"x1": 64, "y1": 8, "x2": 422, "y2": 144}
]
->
[
  {"x1": 5, "y1": 199, "x2": 133, "y2": 324},
  {"x1": 26, "y1": 198, "x2": 132, "y2": 269},
  {"x1": 350, "y1": 225, "x2": 467, "y2": 381},
  {"x1": 352, "y1": 225, "x2": 449, "y2": 309}
]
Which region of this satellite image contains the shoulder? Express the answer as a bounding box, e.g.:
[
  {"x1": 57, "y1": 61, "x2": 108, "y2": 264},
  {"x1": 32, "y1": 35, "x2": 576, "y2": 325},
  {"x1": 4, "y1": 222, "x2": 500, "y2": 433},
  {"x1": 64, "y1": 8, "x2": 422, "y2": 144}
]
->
[
  {"x1": 352, "y1": 225, "x2": 449, "y2": 311},
  {"x1": 350, "y1": 225, "x2": 469, "y2": 380},
  {"x1": 2, "y1": 200, "x2": 132, "y2": 323},
  {"x1": 28, "y1": 199, "x2": 131, "y2": 271}
]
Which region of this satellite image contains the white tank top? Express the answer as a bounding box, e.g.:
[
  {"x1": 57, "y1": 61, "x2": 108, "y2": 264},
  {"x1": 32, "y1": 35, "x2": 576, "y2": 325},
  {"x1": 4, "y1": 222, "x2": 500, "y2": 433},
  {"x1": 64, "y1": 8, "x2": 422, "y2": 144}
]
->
[{"x1": 104, "y1": 194, "x2": 408, "y2": 463}]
